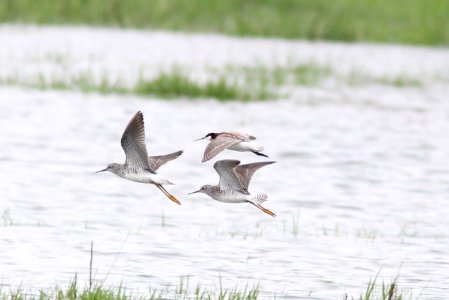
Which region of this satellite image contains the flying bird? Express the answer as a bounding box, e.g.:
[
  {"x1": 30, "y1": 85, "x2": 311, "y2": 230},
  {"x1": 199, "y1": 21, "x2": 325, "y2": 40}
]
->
[
  {"x1": 189, "y1": 159, "x2": 276, "y2": 217},
  {"x1": 195, "y1": 132, "x2": 268, "y2": 162},
  {"x1": 96, "y1": 111, "x2": 182, "y2": 205}
]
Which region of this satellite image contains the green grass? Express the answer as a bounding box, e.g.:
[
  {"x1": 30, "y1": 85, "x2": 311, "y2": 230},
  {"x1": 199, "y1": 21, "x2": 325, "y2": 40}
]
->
[
  {"x1": 1, "y1": 0, "x2": 448, "y2": 45},
  {"x1": 0, "y1": 62, "x2": 435, "y2": 101},
  {"x1": 373, "y1": 77, "x2": 422, "y2": 88},
  {"x1": 1, "y1": 209, "x2": 13, "y2": 226},
  {"x1": 346, "y1": 71, "x2": 423, "y2": 87},
  {"x1": 135, "y1": 72, "x2": 264, "y2": 101},
  {"x1": 352, "y1": 276, "x2": 406, "y2": 300},
  {"x1": 0, "y1": 276, "x2": 260, "y2": 300},
  {"x1": 0, "y1": 275, "x2": 412, "y2": 300}
]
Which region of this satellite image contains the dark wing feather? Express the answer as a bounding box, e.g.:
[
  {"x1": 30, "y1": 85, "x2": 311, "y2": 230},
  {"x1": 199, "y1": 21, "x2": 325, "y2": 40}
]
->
[
  {"x1": 120, "y1": 111, "x2": 153, "y2": 172},
  {"x1": 202, "y1": 136, "x2": 240, "y2": 162},
  {"x1": 148, "y1": 150, "x2": 183, "y2": 172},
  {"x1": 213, "y1": 160, "x2": 248, "y2": 194},
  {"x1": 235, "y1": 161, "x2": 275, "y2": 192}
]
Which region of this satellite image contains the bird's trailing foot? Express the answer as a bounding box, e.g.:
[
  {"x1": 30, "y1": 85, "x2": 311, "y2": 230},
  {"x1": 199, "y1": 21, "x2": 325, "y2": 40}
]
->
[
  {"x1": 258, "y1": 205, "x2": 276, "y2": 218},
  {"x1": 157, "y1": 185, "x2": 182, "y2": 205},
  {"x1": 249, "y1": 201, "x2": 276, "y2": 217},
  {"x1": 167, "y1": 194, "x2": 181, "y2": 205}
]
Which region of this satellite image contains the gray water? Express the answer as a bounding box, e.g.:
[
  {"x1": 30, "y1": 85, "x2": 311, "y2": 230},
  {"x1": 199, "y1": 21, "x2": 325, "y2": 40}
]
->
[{"x1": 1, "y1": 26, "x2": 449, "y2": 299}]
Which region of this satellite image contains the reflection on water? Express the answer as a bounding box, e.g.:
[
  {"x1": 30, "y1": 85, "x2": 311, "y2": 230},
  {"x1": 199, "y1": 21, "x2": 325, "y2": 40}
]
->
[{"x1": 1, "y1": 85, "x2": 449, "y2": 298}]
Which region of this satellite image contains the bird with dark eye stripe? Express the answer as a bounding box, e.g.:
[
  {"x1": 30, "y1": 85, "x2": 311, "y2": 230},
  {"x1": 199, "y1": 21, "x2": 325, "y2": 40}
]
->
[{"x1": 195, "y1": 132, "x2": 268, "y2": 162}]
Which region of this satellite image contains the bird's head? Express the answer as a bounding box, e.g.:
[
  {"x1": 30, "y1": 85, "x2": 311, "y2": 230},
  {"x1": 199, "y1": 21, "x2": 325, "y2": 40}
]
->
[
  {"x1": 188, "y1": 184, "x2": 215, "y2": 196},
  {"x1": 96, "y1": 163, "x2": 122, "y2": 175},
  {"x1": 194, "y1": 132, "x2": 218, "y2": 141}
]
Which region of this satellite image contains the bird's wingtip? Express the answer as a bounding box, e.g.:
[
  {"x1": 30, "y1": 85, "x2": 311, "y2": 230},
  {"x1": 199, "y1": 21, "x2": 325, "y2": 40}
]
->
[{"x1": 172, "y1": 150, "x2": 184, "y2": 157}]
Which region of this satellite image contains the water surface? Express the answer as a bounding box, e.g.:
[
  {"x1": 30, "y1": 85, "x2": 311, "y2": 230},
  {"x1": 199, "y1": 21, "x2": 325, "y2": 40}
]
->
[{"x1": 1, "y1": 26, "x2": 449, "y2": 299}]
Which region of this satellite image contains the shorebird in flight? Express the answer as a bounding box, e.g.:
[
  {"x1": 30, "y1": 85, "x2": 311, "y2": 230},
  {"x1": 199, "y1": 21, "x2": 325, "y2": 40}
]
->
[
  {"x1": 96, "y1": 111, "x2": 182, "y2": 205},
  {"x1": 189, "y1": 159, "x2": 276, "y2": 217},
  {"x1": 195, "y1": 132, "x2": 268, "y2": 162}
]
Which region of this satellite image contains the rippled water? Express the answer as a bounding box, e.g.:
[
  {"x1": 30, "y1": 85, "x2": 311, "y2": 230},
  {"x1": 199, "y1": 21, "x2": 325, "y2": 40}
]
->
[{"x1": 1, "y1": 26, "x2": 449, "y2": 299}]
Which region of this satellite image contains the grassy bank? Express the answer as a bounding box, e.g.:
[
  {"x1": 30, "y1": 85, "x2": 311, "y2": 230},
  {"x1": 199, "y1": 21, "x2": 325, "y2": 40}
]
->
[
  {"x1": 0, "y1": 62, "x2": 432, "y2": 101},
  {"x1": 1, "y1": 0, "x2": 448, "y2": 45},
  {"x1": 0, "y1": 276, "x2": 260, "y2": 300},
  {"x1": 0, "y1": 275, "x2": 408, "y2": 300}
]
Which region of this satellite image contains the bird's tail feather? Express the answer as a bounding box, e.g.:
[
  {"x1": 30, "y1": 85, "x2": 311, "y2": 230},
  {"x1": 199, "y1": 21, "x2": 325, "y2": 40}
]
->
[
  {"x1": 159, "y1": 178, "x2": 174, "y2": 185},
  {"x1": 251, "y1": 150, "x2": 269, "y2": 157},
  {"x1": 251, "y1": 193, "x2": 268, "y2": 204}
]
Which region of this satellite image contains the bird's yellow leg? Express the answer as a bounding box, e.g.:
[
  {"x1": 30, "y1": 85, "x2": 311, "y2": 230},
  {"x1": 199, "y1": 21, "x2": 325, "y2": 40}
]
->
[
  {"x1": 258, "y1": 205, "x2": 276, "y2": 218},
  {"x1": 157, "y1": 185, "x2": 181, "y2": 205},
  {"x1": 249, "y1": 202, "x2": 276, "y2": 218}
]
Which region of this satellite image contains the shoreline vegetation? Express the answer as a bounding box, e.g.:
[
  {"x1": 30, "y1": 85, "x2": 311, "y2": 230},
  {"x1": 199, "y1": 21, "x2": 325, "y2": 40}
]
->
[
  {"x1": 0, "y1": 63, "x2": 434, "y2": 101},
  {"x1": 0, "y1": 276, "x2": 260, "y2": 300},
  {"x1": 1, "y1": 0, "x2": 448, "y2": 45},
  {"x1": 0, "y1": 275, "x2": 406, "y2": 300}
]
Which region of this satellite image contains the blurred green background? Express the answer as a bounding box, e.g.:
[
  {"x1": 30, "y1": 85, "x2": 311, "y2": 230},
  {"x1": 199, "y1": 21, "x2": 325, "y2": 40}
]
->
[{"x1": 1, "y1": 0, "x2": 448, "y2": 45}]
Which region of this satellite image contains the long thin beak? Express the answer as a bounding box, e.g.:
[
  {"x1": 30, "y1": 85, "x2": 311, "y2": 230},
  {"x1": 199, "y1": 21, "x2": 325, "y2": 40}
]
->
[
  {"x1": 95, "y1": 168, "x2": 108, "y2": 173},
  {"x1": 194, "y1": 137, "x2": 206, "y2": 141},
  {"x1": 188, "y1": 190, "x2": 201, "y2": 195}
]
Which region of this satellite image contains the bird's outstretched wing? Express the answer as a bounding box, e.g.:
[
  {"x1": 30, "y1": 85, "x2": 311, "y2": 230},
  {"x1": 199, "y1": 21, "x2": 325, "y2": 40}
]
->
[
  {"x1": 235, "y1": 161, "x2": 275, "y2": 193},
  {"x1": 213, "y1": 160, "x2": 248, "y2": 194},
  {"x1": 202, "y1": 136, "x2": 240, "y2": 162},
  {"x1": 227, "y1": 132, "x2": 255, "y2": 141},
  {"x1": 120, "y1": 111, "x2": 153, "y2": 172},
  {"x1": 148, "y1": 150, "x2": 183, "y2": 172}
]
